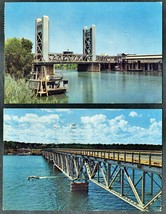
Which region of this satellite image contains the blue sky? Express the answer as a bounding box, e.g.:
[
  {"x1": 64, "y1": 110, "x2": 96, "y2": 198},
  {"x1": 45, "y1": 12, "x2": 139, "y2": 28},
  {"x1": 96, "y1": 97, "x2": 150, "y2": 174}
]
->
[
  {"x1": 5, "y1": 2, "x2": 162, "y2": 55},
  {"x1": 4, "y1": 109, "x2": 162, "y2": 145}
]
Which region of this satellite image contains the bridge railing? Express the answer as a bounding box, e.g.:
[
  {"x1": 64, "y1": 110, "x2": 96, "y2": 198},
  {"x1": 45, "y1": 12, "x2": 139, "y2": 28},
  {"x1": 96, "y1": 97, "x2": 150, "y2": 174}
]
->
[{"x1": 53, "y1": 149, "x2": 162, "y2": 168}]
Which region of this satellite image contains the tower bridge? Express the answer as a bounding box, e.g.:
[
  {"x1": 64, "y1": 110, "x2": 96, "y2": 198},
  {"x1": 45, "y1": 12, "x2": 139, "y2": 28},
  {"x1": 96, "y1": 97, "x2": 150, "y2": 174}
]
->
[
  {"x1": 42, "y1": 149, "x2": 162, "y2": 211},
  {"x1": 34, "y1": 16, "x2": 162, "y2": 73}
]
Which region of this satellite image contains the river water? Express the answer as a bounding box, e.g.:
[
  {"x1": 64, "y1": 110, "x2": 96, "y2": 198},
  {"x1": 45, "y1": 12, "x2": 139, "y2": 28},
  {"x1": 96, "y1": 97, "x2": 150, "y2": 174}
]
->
[
  {"x1": 3, "y1": 155, "x2": 161, "y2": 211},
  {"x1": 41, "y1": 70, "x2": 162, "y2": 104}
]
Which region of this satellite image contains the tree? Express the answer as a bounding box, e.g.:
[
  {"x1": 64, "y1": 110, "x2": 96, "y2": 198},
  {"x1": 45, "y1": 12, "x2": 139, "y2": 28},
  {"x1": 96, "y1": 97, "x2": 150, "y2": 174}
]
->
[{"x1": 5, "y1": 37, "x2": 33, "y2": 79}]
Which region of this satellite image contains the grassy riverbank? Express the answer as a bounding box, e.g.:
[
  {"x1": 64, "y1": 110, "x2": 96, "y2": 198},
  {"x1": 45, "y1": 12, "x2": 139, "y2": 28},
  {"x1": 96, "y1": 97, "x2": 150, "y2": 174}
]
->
[
  {"x1": 4, "y1": 74, "x2": 67, "y2": 104},
  {"x1": 5, "y1": 74, "x2": 34, "y2": 103}
]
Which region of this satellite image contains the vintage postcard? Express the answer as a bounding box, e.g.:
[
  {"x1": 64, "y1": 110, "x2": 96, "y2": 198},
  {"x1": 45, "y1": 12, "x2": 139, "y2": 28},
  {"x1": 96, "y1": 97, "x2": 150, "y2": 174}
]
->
[
  {"x1": 4, "y1": 2, "x2": 162, "y2": 104},
  {"x1": 3, "y1": 108, "x2": 162, "y2": 211}
]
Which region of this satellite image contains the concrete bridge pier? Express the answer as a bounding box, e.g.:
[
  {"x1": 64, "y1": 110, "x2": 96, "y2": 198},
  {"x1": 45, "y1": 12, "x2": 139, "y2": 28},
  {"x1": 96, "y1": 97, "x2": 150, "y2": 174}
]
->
[
  {"x1": 33, "y1": 64, "x2": 54, "y2": 76},
  {"x1": 70, "y1": 181, "x2": 89, "y2": 191},
  {"x1": 77, "y1": 63, "x2": 101, "y2": 72}
]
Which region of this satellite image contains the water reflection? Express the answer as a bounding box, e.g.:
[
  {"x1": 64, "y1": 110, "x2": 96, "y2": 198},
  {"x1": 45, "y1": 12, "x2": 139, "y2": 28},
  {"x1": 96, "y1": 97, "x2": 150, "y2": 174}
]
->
[
  {"x1": 77, "y1": 73, "x2": 94, "y2": 103},
  {"x1": 41, "y1": 70, "x2": 162, "y2": 104}
]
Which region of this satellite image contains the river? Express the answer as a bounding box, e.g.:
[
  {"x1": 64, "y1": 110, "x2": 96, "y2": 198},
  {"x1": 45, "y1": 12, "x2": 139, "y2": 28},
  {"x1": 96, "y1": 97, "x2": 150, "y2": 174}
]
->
[
  {"x1": 3, "y1": 155, "x2": 161, "y2": 211},
  {"x1": 40, "y1": 70, "x2": 162, "y2": 104}
]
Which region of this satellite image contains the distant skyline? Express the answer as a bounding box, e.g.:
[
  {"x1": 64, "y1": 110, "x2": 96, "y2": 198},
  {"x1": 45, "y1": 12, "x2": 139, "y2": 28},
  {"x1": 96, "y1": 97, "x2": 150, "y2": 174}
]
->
[
  {"x1": 5, "y1": 2, "x2": 162, "y2": 55},
  {"x1": 4, "y1": 109, "x2": 162, "y2": 145}
]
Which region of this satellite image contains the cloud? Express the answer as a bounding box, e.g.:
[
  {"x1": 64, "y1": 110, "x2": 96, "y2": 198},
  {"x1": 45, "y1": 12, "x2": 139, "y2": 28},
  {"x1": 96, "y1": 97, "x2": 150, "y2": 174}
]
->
[
  {"x1": 41, "y1": 109, "x2": 73, "y2": 114},
  {"x1": 4, "y1": 114, "x2": 11, "y2": 121},
  {"x1": 54, "y1": 109, "x2": 73, "y2": 113},
  {"x1": 81, "y1": 114, "x2": 107, "y2": 125},
  {"x1": 150, "y1": 118, "x2": 156, "y2": 124},
  {"x1": 149, "y1": 118, "x2": 162, "y2": 133},
  {"x1": 129, "y1": 111, "x2": 138, "y2": 117},
  {"x1": 4, "y1": 114, "x2": 19, "y2": 122},
  {"x1": 4, "y1": 112, "x2": 162, "y2": 145},
  {"x1": 14, "y1": 113, "x2": 60, "y2": 124},
  {"x1": 3, "y1": 113, "x2": 61, "y2": 144},
  {"x1": 108, "y1": 114, "x2": 128, "y2": 133},
  {"x1": 41, "y1": 109, "x2": 53, "y2": 113}
]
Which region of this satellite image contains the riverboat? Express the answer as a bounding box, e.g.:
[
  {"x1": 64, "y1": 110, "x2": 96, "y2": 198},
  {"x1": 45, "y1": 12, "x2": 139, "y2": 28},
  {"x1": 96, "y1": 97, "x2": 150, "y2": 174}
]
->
[{"x1": 29, "y1": 66, "x2": 68, "y2": 96}]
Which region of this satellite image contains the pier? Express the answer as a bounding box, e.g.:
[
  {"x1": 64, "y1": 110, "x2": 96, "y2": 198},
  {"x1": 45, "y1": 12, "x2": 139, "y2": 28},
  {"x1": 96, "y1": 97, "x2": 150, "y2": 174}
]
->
[{"x1": 42, "y1": 149, "x2": 162, "y2": 211}]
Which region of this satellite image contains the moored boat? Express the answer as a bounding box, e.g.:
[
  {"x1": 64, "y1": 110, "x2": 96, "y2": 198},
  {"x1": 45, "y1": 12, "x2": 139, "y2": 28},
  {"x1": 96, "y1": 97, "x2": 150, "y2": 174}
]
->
[{"x1": 29, "y1": 66, "x2": 68, "y2": 96}]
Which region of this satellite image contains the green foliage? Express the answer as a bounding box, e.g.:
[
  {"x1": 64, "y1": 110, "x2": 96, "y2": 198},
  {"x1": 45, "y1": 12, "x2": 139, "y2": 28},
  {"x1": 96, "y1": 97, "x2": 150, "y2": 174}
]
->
[
  {"x1": 21, "y1": 38, "x2": 33, "y2": 52},
  {"x1": 55, "y1": 64, "x2": 77, "y2": 70},
  {"x1": 4, "y1": 73, "x2": 34, "y2": 103},
  {"x1": 5, "y1": 37, "x2": 33, "y2": 79},
  {"x1": 4, "y1": 140, "x2": 162, "y2": 152}
]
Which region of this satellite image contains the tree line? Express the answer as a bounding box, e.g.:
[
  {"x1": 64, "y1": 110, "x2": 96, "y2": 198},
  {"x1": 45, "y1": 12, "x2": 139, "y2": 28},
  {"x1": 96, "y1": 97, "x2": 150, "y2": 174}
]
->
[{"x1": 4, "y1": 141, "x2": 162, "y2": 151}]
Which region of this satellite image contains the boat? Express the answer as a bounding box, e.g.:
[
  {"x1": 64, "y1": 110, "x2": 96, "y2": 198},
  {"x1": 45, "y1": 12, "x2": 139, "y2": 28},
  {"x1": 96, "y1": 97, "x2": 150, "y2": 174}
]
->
[
  {"x1": 29, "y1": 66, "x2": 68, "y2": 97},
  {"x1": 27, "y1": 175, "x2": 40, "y2": 180}
]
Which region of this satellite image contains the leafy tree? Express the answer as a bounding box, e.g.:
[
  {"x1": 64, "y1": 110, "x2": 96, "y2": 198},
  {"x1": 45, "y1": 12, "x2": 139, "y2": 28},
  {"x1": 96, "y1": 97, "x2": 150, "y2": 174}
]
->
[{"x1": 5, "y1": 37, "x2": 33, "y2": 79}]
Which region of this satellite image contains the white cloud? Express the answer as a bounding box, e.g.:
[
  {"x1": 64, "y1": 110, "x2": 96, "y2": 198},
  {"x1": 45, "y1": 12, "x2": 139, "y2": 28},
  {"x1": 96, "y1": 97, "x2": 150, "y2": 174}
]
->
[
  {"x1": 15, "y1": 113, "x2": 60, "y2": 124},
  {"x1": 3, "y1": 112, "x2": 162, "y2": 145},
  {"x1": 54, "y1": 109, "x2": 73, "y2": 113},
  {"x1": 3, "y1": 113, "x2": 62, "y2": 144},
  {"x1": 4, "y1": 114, "x2": 11, "y2": 121},
  {"x1": 81, "y1": 114, "x2": 106, "y2": 125},
  {"x1": 150, "y1": 118, "x2": 156, "y2": 124},
  {"x1": 149, "y1": 118, "x2": 162, "y2": 133},
  {"x1": 129, "y1": 111, "x2": 138, "y2": 117},
  {"x1": 109, "y1": 114, "x2": 128, "y2": 133},
  {"x1": 41, "y1": 109, "x2": 54, "y2": 113}
]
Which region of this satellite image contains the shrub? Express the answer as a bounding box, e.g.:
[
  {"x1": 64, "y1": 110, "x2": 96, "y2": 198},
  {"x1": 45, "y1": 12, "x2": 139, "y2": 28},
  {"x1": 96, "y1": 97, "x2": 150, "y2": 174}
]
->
[{"x1": 4, "y1": 74, "x2": 34, "y2": 103}]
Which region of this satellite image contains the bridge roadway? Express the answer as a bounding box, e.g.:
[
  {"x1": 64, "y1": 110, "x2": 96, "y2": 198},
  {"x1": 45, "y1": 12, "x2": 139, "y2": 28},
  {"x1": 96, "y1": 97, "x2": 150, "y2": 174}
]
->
[
  {"x1": 42, "y1": 149, "x2": 162, "y2": 211},
  {"x1": 53, "y1": 149, "x2": 162, "y2": 168}
]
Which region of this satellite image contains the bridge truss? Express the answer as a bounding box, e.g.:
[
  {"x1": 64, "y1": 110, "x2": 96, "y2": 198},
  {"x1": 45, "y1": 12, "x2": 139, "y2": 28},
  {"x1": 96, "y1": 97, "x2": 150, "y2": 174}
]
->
[
  {"x1": 34, "y1": 53, "x2": 115, "y2": 63},
  {"x1": 42, "y1": 149, "x2": 162, "y2": 211}
]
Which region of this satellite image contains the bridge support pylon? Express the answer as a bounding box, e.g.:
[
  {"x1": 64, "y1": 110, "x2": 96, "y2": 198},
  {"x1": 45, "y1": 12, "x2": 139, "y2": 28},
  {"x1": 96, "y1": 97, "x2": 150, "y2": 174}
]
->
[
  {"x1": 77, "y1": 63, "x2": 101, "y2": 72},
  {"x1": 35, "y1": 16, "x2": 49, "y2": 61},
  {"x1": 70, "y1": 181, "x2": 89, "y2": 192},
  {"x1": 83, "y1": 25, "x2": 96, "y2": 61}
]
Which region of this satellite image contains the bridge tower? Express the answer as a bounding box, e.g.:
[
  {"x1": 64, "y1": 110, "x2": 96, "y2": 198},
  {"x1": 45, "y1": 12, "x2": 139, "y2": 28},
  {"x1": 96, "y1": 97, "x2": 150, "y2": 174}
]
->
[
  {"x1": 35, "y1": 15, "x2": 49, "y2": 61},
  {"x1": 83, "y1": 25, "x2": 96, "y2": 61}
]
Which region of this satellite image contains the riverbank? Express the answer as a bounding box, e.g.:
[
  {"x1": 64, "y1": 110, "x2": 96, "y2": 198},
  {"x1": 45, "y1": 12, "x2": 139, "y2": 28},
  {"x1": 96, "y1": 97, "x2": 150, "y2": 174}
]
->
[{"x1": 4, "y1": 140, "x2": 162, "y2": 156}]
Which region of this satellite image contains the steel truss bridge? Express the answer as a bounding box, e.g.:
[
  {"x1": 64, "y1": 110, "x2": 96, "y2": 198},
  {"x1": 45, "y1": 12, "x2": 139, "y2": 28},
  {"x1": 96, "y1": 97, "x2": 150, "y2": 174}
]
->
[
  {"x1": 34, "y1": 53, "x2": 162, "y2": 72},
  {"x1": 42, "y1": 149, "x2": 162, "y2": 211},
  {"x1": 34, "y1": 16, "x2": 162, "y2": 72},
  {"x1": 35, "y1": 53, "x2": 115, "y2": 64}
]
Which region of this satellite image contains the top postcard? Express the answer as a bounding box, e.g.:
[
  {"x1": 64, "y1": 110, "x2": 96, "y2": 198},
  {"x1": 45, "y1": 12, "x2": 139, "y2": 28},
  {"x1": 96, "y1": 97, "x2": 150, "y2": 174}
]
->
[{"x1": 4, "y1": 2, "x2": 162, "y2": 104}]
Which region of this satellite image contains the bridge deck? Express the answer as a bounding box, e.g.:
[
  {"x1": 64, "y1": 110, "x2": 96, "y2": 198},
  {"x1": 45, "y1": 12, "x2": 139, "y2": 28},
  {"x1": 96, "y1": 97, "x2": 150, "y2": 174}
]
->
[{"x1": 54, "y1": 149, "x2": 162, "y2": 168}]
